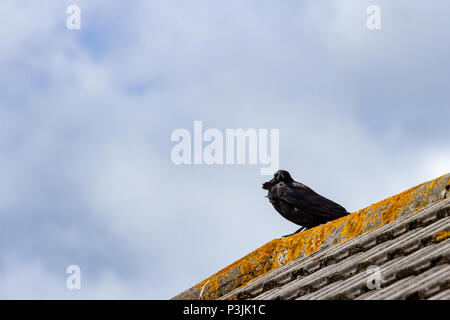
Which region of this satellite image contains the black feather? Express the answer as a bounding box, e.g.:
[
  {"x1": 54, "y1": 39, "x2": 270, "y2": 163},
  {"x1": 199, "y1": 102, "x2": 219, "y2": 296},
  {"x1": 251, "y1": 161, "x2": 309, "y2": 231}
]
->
[{"x1": 263, "y1": 170, "x2": 350, "y2": 236}]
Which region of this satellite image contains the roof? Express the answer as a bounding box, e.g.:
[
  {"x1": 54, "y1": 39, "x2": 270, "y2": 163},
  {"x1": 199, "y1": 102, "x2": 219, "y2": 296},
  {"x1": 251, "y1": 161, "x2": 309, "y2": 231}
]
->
[{"x1": 173, "y1": 173, "x2": 450, "y2": 300}]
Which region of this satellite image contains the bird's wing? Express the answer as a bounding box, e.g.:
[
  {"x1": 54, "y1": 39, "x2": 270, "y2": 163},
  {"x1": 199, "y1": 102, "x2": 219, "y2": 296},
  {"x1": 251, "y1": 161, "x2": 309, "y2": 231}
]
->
[{"x1": 273, "y1": 182, "x2": 348, "y2": 218}]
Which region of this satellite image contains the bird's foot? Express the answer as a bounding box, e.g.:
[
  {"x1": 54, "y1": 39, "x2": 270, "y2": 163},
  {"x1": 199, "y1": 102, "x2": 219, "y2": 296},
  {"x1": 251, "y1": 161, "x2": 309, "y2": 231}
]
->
[{"x1": 281, "y1": 226, "x2": 307, "y2": 238}]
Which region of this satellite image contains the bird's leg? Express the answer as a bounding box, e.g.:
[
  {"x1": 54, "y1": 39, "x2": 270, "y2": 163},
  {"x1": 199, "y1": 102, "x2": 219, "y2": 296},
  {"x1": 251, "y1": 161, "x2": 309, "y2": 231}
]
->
[
  {"x1": 282, "y1": 226, "x2": 307, "y2": 238},
  {"x1": 294, "y1": 226, "x2": 307, "y2": 234}
]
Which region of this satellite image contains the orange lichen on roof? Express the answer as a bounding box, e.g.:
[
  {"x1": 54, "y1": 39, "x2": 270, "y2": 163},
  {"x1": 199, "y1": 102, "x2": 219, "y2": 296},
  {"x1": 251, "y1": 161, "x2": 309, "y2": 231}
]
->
[
  {"x1": 176, "y1": 173, "x2": 450, "y2": 300},
  {"x1": 432, "y1": 231, "x2": 450, "y2": 243}
]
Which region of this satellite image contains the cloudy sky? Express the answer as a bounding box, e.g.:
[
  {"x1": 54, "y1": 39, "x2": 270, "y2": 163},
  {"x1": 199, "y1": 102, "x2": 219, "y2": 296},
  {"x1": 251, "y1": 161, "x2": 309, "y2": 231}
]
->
[{"x1": 0, "y1": 0, "x2": 449, "y2": 299}]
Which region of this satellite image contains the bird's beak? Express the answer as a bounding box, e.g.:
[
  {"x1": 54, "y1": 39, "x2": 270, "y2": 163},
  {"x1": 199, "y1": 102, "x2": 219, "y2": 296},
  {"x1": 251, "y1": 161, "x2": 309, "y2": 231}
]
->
[{"x1": 262, "y1": 178, "x2": 276, "y2": 190}]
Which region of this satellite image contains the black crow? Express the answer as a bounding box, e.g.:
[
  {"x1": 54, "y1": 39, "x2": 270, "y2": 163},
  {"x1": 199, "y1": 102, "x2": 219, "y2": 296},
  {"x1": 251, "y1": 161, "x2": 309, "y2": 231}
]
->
[{"x1": 263, "y1": 170, "x2": 350, "y2": 236}]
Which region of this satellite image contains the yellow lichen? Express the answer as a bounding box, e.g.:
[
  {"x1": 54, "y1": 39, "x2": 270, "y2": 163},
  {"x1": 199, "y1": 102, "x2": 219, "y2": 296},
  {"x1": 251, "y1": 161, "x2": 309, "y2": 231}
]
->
[{"x1": 432, "y1": 231, "x2": 450, "y2": 243}]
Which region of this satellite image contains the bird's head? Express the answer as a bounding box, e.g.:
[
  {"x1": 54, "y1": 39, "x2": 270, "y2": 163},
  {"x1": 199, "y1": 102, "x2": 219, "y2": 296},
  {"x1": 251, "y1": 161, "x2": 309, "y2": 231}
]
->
[
  {"x1": 274, "y1": 170, "x2": 293, "y2": 182},
  {"x1": 262, "y1": 170, "x2": 294, "y2": 190}
]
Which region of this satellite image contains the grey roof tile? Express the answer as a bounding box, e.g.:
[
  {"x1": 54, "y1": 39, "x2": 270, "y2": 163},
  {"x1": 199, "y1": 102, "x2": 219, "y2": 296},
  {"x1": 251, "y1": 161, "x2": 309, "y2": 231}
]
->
[
  {"x1": 356, "y1": 264, "x2": 449, "y2": 300},
  {"x1": 428, "y1": 289, "x2": 450, "y2": 300},
  {"x1": 296, "y1": 239, "x2": 449, "y2": 300}
]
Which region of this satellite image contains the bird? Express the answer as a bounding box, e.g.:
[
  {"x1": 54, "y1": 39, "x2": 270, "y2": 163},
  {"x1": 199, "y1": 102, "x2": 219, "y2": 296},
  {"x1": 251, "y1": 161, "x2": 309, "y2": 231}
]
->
[{"x1": 262, "y1": 170, "x2": 350, "y2": 237}]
